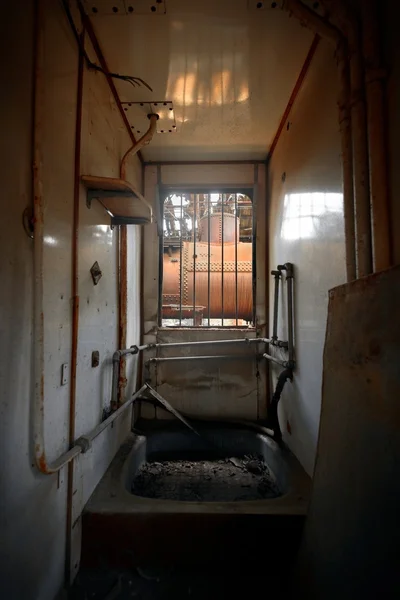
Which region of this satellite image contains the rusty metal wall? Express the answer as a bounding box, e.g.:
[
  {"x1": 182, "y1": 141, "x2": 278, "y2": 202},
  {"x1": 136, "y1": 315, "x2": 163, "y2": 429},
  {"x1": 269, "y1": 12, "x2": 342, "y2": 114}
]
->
[
  {"x1": 295, "y1": 266, "x2": 400, "y2": 598},
  {"x1": 163, "y1": 241, "x2": 253, "y2": 320}
]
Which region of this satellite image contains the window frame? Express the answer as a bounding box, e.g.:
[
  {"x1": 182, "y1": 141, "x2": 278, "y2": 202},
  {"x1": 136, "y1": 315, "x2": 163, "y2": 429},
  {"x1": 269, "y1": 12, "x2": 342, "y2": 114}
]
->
[{"x1": 158, "y1": 184, "x2": 257, "y2": 329}]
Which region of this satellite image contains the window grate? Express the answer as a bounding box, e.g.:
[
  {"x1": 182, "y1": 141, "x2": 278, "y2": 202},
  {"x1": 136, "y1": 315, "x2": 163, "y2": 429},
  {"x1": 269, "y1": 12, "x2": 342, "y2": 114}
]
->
[{"x1": 161, "y1": 191, "x2": 254, "y2": 328}]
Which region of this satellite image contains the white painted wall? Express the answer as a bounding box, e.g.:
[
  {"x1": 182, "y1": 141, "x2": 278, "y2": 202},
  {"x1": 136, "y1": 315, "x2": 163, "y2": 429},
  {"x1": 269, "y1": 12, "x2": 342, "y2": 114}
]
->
[
  {"x1": 142, "y1": 162, "x2": 268, "y2": 420},
  {"x1": 0, "y1": 2, "x2": 143, "y2": 597},
  {"x1": 268, "y1": 42, "x2": 346, "y2": 476}
]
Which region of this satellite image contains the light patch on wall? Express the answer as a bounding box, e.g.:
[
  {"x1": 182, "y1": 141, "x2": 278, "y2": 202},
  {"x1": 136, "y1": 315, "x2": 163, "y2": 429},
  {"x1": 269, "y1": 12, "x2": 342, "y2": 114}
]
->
[
  {"x1": 281, "y1": 192, "x2": 343, "y2": 240},
  {"x1": 43, "y1": 235, "x2": 58, "y2": 246}
]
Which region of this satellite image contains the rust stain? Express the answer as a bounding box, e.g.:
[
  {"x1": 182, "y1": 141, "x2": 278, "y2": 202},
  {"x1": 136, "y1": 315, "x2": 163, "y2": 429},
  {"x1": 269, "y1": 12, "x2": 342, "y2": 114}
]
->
[
  {"x1": 37, "y1": 451, "x2": 50, "y2": 474},
  {"x1": 117, "y1": 226, "x2": 128, "y2": 405}
]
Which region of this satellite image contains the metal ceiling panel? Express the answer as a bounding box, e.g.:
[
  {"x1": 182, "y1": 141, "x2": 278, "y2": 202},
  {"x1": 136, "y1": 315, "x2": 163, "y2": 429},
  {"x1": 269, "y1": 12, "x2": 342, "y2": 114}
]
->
[
  {"x1": 88, "y1": 0, "x2": 314, "y2": 161},
  {"x1": 122, "y1": 101, "x2": 177, "y2": 134}
]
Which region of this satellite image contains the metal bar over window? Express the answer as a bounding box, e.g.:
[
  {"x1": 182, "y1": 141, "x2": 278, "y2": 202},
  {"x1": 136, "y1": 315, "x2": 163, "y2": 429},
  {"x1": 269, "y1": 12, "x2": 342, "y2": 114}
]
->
[
  {"x1": 235, "y1": 192, "x2": 238, "y2": 326},
  {"x1": 161, "y1": 188, "x2": 254, "y2": 328},
  {"x1": 193, "y1": 193, "x2": 197, "y2": 325},
  {"x1": 208, "y1": 192, "x2": 211, "y2": 327},
  {"x1": 179, "y1": 194, "x2": 183, "y2": 326},
  {"x1": 221, "y1": 193, "x2": 224, "y2": 327}
]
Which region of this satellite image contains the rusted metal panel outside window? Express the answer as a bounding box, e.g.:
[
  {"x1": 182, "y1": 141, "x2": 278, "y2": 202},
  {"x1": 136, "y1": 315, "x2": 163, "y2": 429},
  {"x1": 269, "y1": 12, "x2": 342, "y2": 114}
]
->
[{"x1": 161, "y1": 190, "x2": 254, "y2": 328}]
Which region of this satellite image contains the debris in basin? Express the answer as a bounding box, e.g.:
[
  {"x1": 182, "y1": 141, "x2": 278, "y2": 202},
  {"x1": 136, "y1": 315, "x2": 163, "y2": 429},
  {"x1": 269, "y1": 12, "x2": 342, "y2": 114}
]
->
[
  {"x1": 228, "y1": 457, "x2": 243, "y2": 469},
  {"x1": 246, "y1": 459, "x2": 263, "y2": 475},
  {"x1": 131, "y1": 455, "x2": 280, "y2": 502}
]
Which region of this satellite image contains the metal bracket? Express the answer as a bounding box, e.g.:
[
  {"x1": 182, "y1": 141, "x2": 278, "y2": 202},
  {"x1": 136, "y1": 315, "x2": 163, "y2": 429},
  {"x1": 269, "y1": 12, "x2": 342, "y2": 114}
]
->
[{"x1": 86, "y1": 189, "x2": 132, "y2": 209}]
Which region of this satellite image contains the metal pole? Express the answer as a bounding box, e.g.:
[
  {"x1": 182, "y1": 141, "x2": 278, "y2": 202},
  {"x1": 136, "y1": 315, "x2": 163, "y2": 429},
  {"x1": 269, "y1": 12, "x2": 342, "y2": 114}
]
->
[
  {"x1": 221, "y1": 193, "x2": 224, "y2": 326},
  {"x1": 153, "y1": 337, "x2": 270, "y2": 349},
  {"x1": 179, "y1": 194, "x2": 183, "y2": 326},
  {"x1": 193, "y1": 193, "x2": 197, "y2": 325},
  {"x1": 284, "y1": 262, "x2": 295, "y2": 364},
  {"x1": 271, "y1": 270, "x2": 281, "y2": 341},
  {"x1": 208, "y1": 193, "x2": 211, "y2": 326},
  {"x1": 252, "y1": 168, "x2": 258, "y2": 327},
  {"x1": 148, "y1": 354, "x2": 260, "y2": 364},
  {"x1": 235, "y1": 192, "x2": 238, "y2": 326},
  {"x1": 337, "y1": 41, "x2": 356, "y2": 282}
]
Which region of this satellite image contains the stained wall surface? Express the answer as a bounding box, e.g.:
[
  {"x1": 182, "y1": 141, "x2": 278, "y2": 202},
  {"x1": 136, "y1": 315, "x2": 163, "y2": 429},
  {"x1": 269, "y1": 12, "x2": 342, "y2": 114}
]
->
[
  {"x1": 0, "y1": 1, "x2": 142, "y2": 597},
  {"x1": 268, "y1": 41, "x2": 346, "y2": 475}
]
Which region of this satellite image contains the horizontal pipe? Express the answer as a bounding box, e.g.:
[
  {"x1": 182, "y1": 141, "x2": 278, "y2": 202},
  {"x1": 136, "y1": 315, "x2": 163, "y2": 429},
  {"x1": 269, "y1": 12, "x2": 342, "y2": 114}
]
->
[
  {"x1": 270, "y1": 340, "x2": 289, "y2": 349},
  {"x1": 147, "y1": 354, "x2": 261, "y2": 364},
  {"x1": 46, "y1": 446, "x2": 82, "y2": 473},
  {"x1": 151, "y1": 338, "x2": 270, "y2": 349},
  {"x1": 263, "y1": 353, "x2": 290, "y2": 369}
]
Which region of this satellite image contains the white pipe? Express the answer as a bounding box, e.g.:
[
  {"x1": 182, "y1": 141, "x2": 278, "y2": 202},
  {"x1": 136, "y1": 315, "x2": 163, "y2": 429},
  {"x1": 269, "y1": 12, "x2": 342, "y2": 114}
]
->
[
  {"x1": 263, "y1": 353, "x2": 290, "y2": 369},
  {"x1": 147, "y1": 354, "x2": 261, "y2": 364},
  {"x1": 120, "y1": 114, "x2": 158, "y2": 179},
  {"x1": 151, "y1": 338, "x2": 270, "y2": 349}
]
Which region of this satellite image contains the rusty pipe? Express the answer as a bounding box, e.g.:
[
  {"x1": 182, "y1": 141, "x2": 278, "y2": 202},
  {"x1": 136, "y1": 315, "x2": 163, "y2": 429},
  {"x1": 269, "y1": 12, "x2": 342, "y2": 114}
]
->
[
  {"x1": 32, "y1": 0, "x2": 69, "y2": 474},
  {"x1": 282, "y1": 0, "x2": 341, "y2": 45},
  {"x1": 347, "y1": 17, "x2": 373, "y2": 277},
  {"x1": 283, "y1": 0, "x2": 372, "y2": 278},
  {"x1": 118, "y1": 225, "x2": 128, "y2": 405},
  {"x1": 319, "y1": 0, "x2": 372, "y2": 276},
  {"x1": 120, "y1": 114, "x2": 158, "y2": 180},
  {"x1": 361, "y1": 0, "x2": 391, "y2": 272},
  {"x1": 337, "y1": 40, "x2": 356, "y2": 281}
]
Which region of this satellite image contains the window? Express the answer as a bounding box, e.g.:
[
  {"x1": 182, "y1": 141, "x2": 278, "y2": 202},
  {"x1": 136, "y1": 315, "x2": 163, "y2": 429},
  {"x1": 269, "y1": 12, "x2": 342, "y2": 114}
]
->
[{"x1": 161, "y1": 190, "x2": 255, "y2": 328}]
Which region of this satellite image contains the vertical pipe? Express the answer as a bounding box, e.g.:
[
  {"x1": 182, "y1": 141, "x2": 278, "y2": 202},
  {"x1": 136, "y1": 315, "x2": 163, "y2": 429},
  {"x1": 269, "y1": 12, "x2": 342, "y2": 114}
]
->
[
  {"x1": 32, "y1": 0, "x2": 50, "y2": 474},
  {"x1": 118, "y1": 225, "x2": 128, "y2": 404},
  {"x1": 156, "y1": 167, "x2": 163, "y2": 327},
  {"x1": 271, "y1": 271, "x2": 280, "y2": 341},
  {"x1": 235, "y1": 192, "x2": 238, "y2": 326},
  {"x1": 179, "y1": 194, "x2": 183, "y2": 326},
  {"x1": 193, "y1": 194, "x2": 197, "y2": 325},
  {"x1": 285, "y1": 263, "x2": 295, "y2": 364},
  {"x1": 252, "y1": 166, "x2": 258, "y2": 327},
  {"x1": 221, "y1": 193, "x2": 224, "y2": 326},
  {"x1": 349, "y1": 25, "x2": 373, "y2": 277},
  {"x1": 337, "y1": 41, "x2": 357, "y2": 281},
  {"x1": 361, "y1": 0, "x2": 391, "y2": 272},
  {"x1": 207, "y1": 193, "x2": 211, "y2": 326}
]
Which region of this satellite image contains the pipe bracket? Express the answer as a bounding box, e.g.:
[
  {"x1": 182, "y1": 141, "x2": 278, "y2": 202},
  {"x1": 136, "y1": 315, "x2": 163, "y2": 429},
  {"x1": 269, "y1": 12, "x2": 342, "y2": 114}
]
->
[{"x1": 75, "y1": 436, "x2": 91, "y2": 453}]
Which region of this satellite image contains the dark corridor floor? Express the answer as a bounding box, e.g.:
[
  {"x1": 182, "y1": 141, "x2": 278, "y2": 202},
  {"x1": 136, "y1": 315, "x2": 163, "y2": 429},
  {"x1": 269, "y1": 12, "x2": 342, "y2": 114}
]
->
[{"x1": 68, "y1": 567, "x2": 283, "y2": 599}]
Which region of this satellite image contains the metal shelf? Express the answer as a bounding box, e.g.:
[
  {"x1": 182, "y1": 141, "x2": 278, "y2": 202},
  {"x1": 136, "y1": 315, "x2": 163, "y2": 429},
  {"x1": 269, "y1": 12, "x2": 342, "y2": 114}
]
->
[{"x1": 81, "y1": 175, "x2": 152, "y2": 225}]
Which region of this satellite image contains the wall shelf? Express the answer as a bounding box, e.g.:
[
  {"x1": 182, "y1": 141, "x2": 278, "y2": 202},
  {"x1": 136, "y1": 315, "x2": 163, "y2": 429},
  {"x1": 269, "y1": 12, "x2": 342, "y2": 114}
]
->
[{"x1": 81, "y1": 175, "x2": 152, "y2": 225}]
